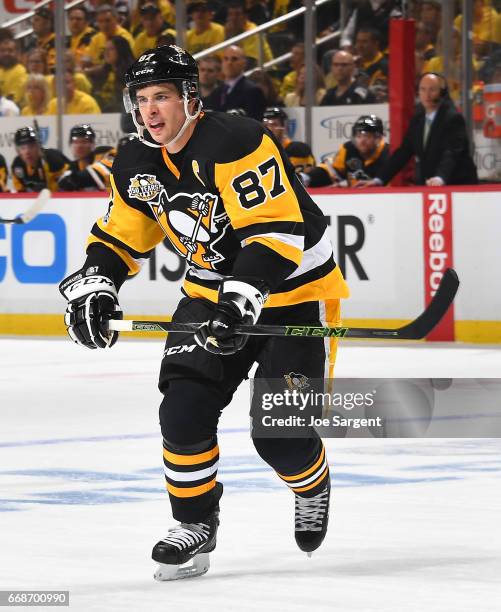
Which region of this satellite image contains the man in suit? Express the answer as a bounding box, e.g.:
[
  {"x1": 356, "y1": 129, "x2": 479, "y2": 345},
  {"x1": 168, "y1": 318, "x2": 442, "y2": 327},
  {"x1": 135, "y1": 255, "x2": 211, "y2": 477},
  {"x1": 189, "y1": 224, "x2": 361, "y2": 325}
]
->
[
  {"x1": 358, "y1": 73, "x2": 478, "y2": 187},
  {"x1": 203, "y1": 44, "x2": 266, "y2": 120}
]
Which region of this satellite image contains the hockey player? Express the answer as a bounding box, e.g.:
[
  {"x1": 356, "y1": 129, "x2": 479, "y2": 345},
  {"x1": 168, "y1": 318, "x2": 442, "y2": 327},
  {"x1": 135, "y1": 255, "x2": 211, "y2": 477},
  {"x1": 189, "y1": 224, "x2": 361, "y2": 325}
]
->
[
  {"x1": 0, "y1": 153, "x2": 8, "y2": 191},
  {"x1": 262, "y1": 106, "x2": 316, "y2": 173},
  {"x1": 59, "y1": 45, "x2": 349, "y2": 580},
  {"x1": 58, "y1": 124, "x2": 114, "y2": 191},
  {"x1": 11, "y1": 126, "x2": 69, "y2": 192},
  {"x1": 303, "y1": 114, "x2": 389, "y2": 187}
]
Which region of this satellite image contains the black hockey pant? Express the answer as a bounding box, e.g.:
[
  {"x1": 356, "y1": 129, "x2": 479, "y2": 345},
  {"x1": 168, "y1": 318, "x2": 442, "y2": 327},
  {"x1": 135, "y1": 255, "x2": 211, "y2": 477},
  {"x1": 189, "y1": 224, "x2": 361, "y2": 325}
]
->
[{"x1": 158, "y1": 296, "x2": 340, "y2": 523}]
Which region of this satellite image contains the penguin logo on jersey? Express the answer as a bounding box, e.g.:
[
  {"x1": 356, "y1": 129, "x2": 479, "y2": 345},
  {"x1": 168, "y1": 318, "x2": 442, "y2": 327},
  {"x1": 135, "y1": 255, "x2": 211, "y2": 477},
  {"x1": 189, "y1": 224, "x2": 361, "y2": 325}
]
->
[
  {"x1": 149, "y1": 190, "x2": 230, "y2": 269},
  {"x1": 127, "y1": 174, "x2": 162, "y2": 201},
  {"x1": 284, "y1": 372, "x2": 310, "y2": 391}
]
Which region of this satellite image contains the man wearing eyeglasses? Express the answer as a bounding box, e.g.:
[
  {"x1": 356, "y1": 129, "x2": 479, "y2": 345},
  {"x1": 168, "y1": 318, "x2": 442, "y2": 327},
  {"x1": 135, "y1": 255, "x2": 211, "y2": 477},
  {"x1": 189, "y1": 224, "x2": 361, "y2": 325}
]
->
[{"x1": 320, "y1": 50, "x2": 374, "y2": 106}]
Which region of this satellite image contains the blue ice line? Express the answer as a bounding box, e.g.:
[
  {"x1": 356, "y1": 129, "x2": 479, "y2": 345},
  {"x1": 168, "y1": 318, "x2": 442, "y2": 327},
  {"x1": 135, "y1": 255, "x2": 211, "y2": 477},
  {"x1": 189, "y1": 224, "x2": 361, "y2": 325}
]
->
[{"x1": 0, "y1": 428, "x2": 248, "y2": 449}]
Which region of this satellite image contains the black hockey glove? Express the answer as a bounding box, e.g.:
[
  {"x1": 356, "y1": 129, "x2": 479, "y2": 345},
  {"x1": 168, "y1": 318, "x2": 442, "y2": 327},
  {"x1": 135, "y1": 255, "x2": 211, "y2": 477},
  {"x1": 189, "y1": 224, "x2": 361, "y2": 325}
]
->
[
  {"x1": 59, "y1": 267, "x2": 123, "y2": 349},
  {"x1": 194, "y1": 279, "x2": 269, "y2": 355}
]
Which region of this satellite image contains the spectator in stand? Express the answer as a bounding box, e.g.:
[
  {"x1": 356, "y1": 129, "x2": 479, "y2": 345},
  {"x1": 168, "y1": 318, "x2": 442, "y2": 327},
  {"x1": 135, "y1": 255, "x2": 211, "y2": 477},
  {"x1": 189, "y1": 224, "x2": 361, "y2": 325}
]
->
[
  {"x1": 340, "y1": 0, "x2": 401, "y2": 51},
  {"x1": 248, "y1": 69, "x2": 282, "y2": 106},
  {"x1": 58, "y1": 124, "x2": 115, "y2": 192},
  {"x1": 355, "y1": 27, "x2": 388, "y2": 90},
  {"x1": 454, "y1": 0, "x2": 501, "y2": 63},
  {"x1": 185, "y1": 1, "x2": 225, "y2": 56},
  {"x1": 45, "y1": 52, "x2": 93, "y2": 100},
  {"x1": 304, "y1": 115, "x2": 389, "y2": 187},
  {"x1": 66, "y1": 7, "x2": 96, "y2": 69},
  {"x1": 415, "y1": 21, "x2": 437, "y2": 76},
  {"x1": 116, "y1": 3, "x2": 131, "y2": 30},
  {"x1": 245, "y1": 0, "x2": 271, "y2": 25},
  {"x1": 358, "y1": 73, "x2": 478, "y2": 187},
  {"x1": 0, "y1": 86, "x2": 19, "y2": 116},
  {"x1": 279, "y1": 43, "x2": 305, "y2": 100},
  {"x1": 262, "y1": 106, "x2": 315, "y2": 172},
  {"x1": 46, "y1": 70, "x2": 101, "y2": 115},
  {"x1": 133, "y1": 4, "x2": 176, "y2": 58},
  {"x1": 320, "y1": 50, "x2": 374, "y2": 106},
  {"x1": 204, "y1": 44, "x2": 267, "y2": 119},
  {"x1": 424, "y1": 29, "x2": 480, "y2": 102},
  {"x1": 224, "y1": 0, "x2": 273, "y2": 67},
  {"x1": 419, "y1": 1, "x2": 441, "y2": 31},
  {"x1": 284, "y1": 63, "x2": 326, "y2": 106},
  {"x1": 26, "y1": 49, "x2": 49, "y2": 76},
  {"x1": 0, "y1": 34, "x2": 28, "y2": 107},
  {"x1": 22, "y1": 8, "x2": 56, "y2": 72},
  {"x1": 11, "y1": 126, "x2": 69, "y2": 193},
  {"x1": 199, "y1": 55, "x2": 222, "y2": 105},
  {"x1": 86, "y1": 36, "x2": 136, "y2": 112},
  {"x1": 86, "y1": 5, "x2": 134, "y2": 66},
  {"x1": 131, "y1": 0, "x2": 175, "y2": 36},
  {"x1": 21, "y1": 74, "x2": 51, "y2": 116},
  {"x1": 0, "y1": 153, "x2": 8, "y2": 191}
]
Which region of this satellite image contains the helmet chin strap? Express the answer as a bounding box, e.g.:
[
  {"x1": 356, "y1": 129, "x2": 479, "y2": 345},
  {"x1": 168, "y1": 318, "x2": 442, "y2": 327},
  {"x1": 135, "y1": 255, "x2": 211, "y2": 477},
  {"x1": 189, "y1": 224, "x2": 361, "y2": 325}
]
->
[{"x1": 132, "y1": 95, "x2": 203, "y2": 150}]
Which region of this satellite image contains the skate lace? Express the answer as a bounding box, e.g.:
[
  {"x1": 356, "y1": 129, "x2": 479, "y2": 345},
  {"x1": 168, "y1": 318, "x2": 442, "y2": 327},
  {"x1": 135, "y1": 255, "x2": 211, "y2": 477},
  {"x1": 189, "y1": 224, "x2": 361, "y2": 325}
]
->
[
  {"x1": 295, "y1": 488, "x2": 329, "y2": 532},
  {"x1": 161, "y1": 522, "x2": 210, "y2": 551}
]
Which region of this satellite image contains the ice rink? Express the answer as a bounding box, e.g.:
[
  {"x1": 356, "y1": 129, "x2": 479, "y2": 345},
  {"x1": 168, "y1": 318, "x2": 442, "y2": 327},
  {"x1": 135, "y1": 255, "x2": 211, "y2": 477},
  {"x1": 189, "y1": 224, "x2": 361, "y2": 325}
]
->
[{"x1": 1, "y1": 337, "x2": 500, "y2": 612}]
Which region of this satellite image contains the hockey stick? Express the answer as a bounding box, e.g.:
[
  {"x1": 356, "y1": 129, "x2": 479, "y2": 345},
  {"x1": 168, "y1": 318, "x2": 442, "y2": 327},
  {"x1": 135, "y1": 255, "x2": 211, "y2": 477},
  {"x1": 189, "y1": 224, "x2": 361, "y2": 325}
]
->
[
  {"x1": 107, "y1": 268, "x2": 459, "y2": 340},
  {"x1": 0, "y1": 188, "x2": 51, "y2": 224}
]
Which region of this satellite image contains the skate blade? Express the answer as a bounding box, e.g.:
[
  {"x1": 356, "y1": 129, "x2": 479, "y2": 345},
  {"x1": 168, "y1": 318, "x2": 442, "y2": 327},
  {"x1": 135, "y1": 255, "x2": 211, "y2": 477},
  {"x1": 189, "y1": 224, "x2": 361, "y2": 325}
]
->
[
  {"x1": 154, "y1": 553, "x2": 210, "y2": 581},
  {"x1": 306, "y1": 552, "x2": 313, "y2": 558}
]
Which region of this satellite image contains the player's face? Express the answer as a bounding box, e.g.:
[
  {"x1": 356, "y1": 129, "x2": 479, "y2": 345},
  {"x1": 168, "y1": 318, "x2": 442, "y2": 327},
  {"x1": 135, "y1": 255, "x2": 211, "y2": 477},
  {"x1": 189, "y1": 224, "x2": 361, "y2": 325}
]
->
[
  {"x1": 136, "y1": 83, "x2": 187, "y2": 145},
  {"x1": 263, "y1": 118, "x2": 285, "y2": 141},
  {"x1": 71, "y1": 137, "x2": 94, "y2": 160},
  {"x1": 353, "y1": 131, "x2": 378, "y2": 157},
  {"x1": 18, "y1": 143, "x2": 41, "y2": 167}
]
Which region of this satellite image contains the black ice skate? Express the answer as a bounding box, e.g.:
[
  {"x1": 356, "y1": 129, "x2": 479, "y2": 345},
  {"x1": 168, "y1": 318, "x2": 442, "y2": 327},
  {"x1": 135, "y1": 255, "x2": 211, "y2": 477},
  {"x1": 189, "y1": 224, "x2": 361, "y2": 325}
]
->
[
  {"x1": 152, "y1": 483, "x2": 222, "y2": 581},
  {"x1": 294, "y1": 476, "x2": 331, "y2": 557}
]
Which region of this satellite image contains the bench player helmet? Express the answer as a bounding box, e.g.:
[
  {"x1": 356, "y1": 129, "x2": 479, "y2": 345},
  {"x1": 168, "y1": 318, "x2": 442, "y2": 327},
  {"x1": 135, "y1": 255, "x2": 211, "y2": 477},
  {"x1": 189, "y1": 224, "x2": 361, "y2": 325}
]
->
[
  {"x1": 123, "y1": 45, "x2": 202, "y2": 148},
  {"x1": 263, "y1": 107, "x2": 288, "y2": 125},
  {"x1": 14, "y1": 126, "x2": 39, "y2": 147},
  {"x1": 69, "y1": 124, "x2": 96, "y2": 144},
  {"x1": 352, "y1": 115, "x2": 384, "y2": 137}
]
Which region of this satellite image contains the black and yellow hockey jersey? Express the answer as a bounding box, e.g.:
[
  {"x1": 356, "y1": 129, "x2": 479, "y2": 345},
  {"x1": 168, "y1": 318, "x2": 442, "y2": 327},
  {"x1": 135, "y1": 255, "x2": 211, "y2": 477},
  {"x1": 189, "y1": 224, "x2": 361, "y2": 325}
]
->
[
  {"x1": 308, "y1": 139, "x2": 389, "y2": 187},
  {"x1": 0, "y1": 154, "x2": 8, "y2": 192},
  {"x1": 282, "y1": 138, "x2": 316, "y2": 173},
  {"x1": 11, "y1": 149, "x2": 69, "y2": 193},
  {"x1": 59, "y1": 146, "x2": 115, "y2": 191},
  {"x1": 86, "y1": 112, "x2": 349, "y2": 308}
]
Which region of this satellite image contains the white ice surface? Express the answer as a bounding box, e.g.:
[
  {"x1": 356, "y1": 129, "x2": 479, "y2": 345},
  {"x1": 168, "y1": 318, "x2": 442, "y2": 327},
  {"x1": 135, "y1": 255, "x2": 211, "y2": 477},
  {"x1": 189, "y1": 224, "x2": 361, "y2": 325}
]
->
[{"x1": 1, "y1": 338, "x2": 500, "y2": 612}]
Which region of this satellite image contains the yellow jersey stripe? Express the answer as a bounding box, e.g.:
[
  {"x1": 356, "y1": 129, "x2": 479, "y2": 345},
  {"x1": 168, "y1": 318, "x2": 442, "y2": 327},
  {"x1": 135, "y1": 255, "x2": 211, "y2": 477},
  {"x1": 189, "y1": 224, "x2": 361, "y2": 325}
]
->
[
  {"x1": 166, "y1": 478, "x2": 216, "y2": 498},
  {"x1": 163, "y1": 445, "x2": 219, "y2": 466},
  {"x1": 182, "y1": 266, "x2": 349, "y2": 308},
  {"x1": 162, "y1": 148, "x2": 181, "y2": 179},
  {"x1": 278, "y1": 446, "x2": 325, "y2": 482}
]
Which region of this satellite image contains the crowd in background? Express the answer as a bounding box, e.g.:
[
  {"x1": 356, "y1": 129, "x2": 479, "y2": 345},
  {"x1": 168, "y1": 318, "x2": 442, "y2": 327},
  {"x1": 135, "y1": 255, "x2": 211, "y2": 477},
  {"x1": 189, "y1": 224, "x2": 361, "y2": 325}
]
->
[{"x1": 0, "y1": 0, "x2": 497, "y2": 191}]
